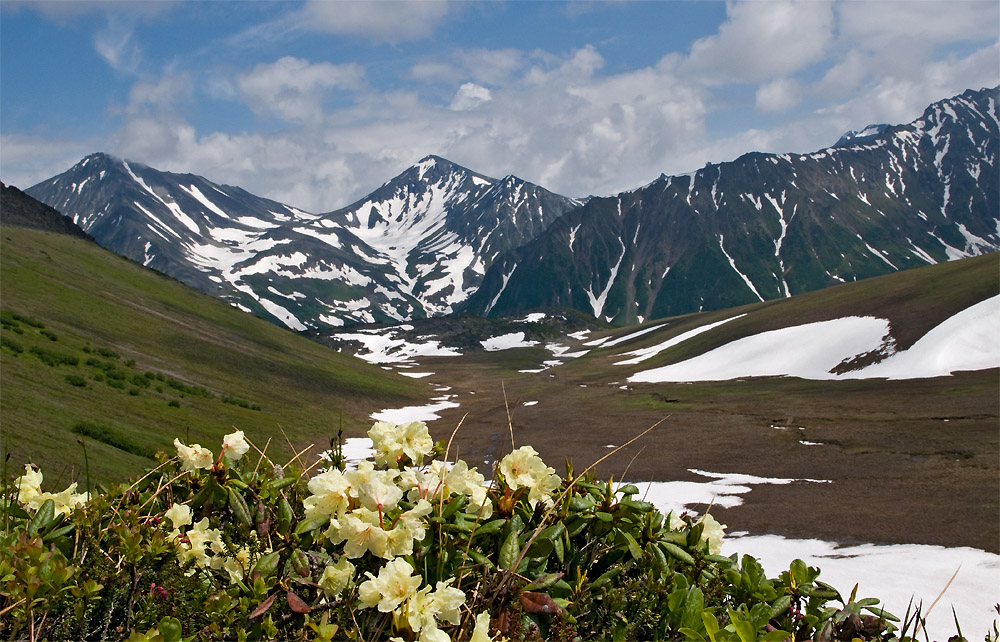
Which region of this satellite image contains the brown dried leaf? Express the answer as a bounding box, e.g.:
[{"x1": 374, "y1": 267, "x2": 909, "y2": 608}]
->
[
  {"x1": 250, "y1": 593, "x2": 276, "y2": 619},
  {"x1": 519, "y1": 591, "x2": 561, "y2": 615},
  {"x1": 287, "y1": 589, "x2": 312, "y2": 614}
]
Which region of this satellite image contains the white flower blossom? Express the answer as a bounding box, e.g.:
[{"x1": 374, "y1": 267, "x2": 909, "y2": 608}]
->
[
  {"x1": 174, "y1": 439, "x2": 213, "y2": 472},
  {"x1": 221, "y1": 430, "x2": 250, "y2": 463}
]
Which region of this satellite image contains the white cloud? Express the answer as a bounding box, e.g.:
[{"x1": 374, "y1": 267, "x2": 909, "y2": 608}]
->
[
  {"x1": 297, "y1": 0, "x2": 451, "y2": 43},
  {"x1": 125, "y1": 74, "x2": 191, "y2": 114},
  {"x1": 236, "y1": 57, "x2": 365, "y2": 123},
  {"x1": 7, "y1": 0, "x2": 998, "y2": 218},
  {"x1": 756, "y1": 78, "x2": 802, "y2": 113},
  {"x1": 682, "y1": 0, "x2": 835, "y2": 83},
  {"x1": 94, "y1": 12, "x2": 142, "y2": 74},
  {"x1": 449, "y1": 83, "x2": 491, "y2": 111},
  {"x1": 0, "y1": 133, "x2": 98, "y2": 191}
]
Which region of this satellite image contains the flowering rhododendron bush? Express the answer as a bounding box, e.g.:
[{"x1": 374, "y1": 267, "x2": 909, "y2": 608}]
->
[{"x1": 1, "y1": 422, "x2": 920, "y2": 642}]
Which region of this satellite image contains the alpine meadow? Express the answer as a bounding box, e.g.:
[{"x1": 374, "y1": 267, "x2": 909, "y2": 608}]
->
[{"x1": 1, "y1": 3, "x2": 998, "y2": 641}]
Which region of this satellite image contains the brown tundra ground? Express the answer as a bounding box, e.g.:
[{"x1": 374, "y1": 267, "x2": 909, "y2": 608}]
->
[{"x1": 407, "y1": 349, "x2": 998, "y2": 554}]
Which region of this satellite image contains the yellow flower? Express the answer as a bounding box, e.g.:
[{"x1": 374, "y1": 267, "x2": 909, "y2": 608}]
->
[
  {"x1": 398, "y1": 578, "x2": 465, "y2": 638},
  {"x1": 221, "y1": 543, "x2": 254, "y2": 584},
  {"x1": 15, "y1": 465, "x2": 43, "y2": 508},
  {"x1": 358, "y1": 557, "x2": 422, "y2": 613},
  {"x1": 319, "y1": 556, "x2": 355, "y2": 597},
  {"x1": 173, "y1": 438, "x2": 213, "y2": 472},
  {"x1": 357, "y1": 477, "x2": 404, "y2": 514},
  {"x1": 499, "y1": 446, "x2": 561, "y2": 506},
  {"x1": 14, "y1": 465, "x2": 88, "y2": 515},
  {"x1": 304, "y1": 468, "x2": 352, "y2": 521},
  {"x1": 369, "y1": 420, "x2": 434, "y2": 466},
  {"x1": 385, "y1": 499, "x2": 432, "y2": 557},
  {"x1": 221, "y1": 430, "x2": 250, "y2": 463},
  {"x1": 335, "y1": 508, "x2": 390, "y2": 559},
  {"x1": 165, "y1": 502, "x2": 193, "y2": 531},
  {"x1": 699, "y1": 513, "x2": 727, "y2": 555},
  {"x1": 177, "y1": 517, "x2": 224, "y2": 569},
  {"x1": 470, "y1": 611, "x2": 495, "y2": 642}
]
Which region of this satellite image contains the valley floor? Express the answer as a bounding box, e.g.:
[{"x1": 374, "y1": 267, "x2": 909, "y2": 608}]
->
[{"x1": 416, "y1": 360, "x2": 999, "y2": 553}]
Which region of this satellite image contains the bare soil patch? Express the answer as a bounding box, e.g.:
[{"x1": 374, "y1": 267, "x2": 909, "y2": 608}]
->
[{"x1": 416, "y1": 355, "x2": 998, "y2": 553}]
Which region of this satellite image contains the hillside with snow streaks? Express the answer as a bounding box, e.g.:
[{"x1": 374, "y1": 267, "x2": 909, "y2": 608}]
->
[
  {"x1": 464, "y1": 87, "x2": 1000, "y2": 323},
  {"x1": 627, "y1": 295, "x2": 1000, "y2": 383},
  {"x1": 27, "y1": 154, "x2": 579, "y2": 329}
]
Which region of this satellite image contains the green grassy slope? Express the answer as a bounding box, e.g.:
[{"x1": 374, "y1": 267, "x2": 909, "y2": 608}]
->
[{"x1": 0, "y1": 227, "x2": 425, "y2": 485}]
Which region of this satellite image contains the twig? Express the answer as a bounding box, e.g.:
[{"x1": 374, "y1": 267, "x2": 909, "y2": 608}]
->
[
  {"x1": 915, "y1": 564, "x2": 961, "y2": 636},
  {"x1": 502, "y1": 381, "x2": 515, "y2": 451}
]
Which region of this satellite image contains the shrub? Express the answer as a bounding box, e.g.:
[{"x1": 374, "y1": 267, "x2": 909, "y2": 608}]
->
[
  {"x1": 0, "y1": 422, "x2": 937, "y2": 642},
  {"x1": 167, "y1": 400, "x2": 180, "y2": 408},
  {"x1": 1, "y1": 335, "x2": 24, "y2": 354},
  {"x1": 221, "y1": 395, "x2": 262, "y2": 411},
  {"x1": 40, "y1": 329, "x2": 59, "y2": 341},
  {"x1": 29, "y1": 346, "x2": 79, "y2": 367},
  {"x1": 70, "y1": 422, "x2": 156, "y2": 458},
  {"x1": 64, "y1": 374, "x2": 87, "y2": 387}
]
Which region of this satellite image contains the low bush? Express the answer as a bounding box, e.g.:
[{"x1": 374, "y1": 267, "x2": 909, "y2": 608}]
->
[
  {"x1": 29, "y1": 345, "x2": 79, "y2": 367},
  {"x1": 0, "y1": 422, "x2": 971, "y2": 642},
  {"x1": 0, "y1": 335, "x2": 24, "y2": 354},
  {"x1": 70, "y1": 421, "x2": 156, "y2": 459}
]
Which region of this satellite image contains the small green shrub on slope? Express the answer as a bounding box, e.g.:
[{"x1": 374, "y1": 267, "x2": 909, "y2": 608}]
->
[{"x1": 1, "y1": 423, "x2": 965, "y2": 642}]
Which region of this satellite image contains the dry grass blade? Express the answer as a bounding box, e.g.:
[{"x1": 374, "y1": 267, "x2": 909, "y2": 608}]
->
[{"x1": 914, "y1": 564, "x2": 961, "y2": 637}]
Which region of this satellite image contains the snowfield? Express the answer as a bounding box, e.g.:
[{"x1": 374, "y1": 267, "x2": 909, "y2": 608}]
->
[{"x1": 629, "y1": 295, "x2": 999, "y2": 383}]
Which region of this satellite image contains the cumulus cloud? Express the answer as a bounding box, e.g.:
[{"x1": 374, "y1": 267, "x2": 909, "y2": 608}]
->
[
  {"x1": 297, "y1": 0, "x2": 451, "y2": 43},
  {"x1": 7, "y1": 0, "x2": 998, "y2": 215},
  {"x1": 236, "y1": 57, "x2": 365, "y2": 123},
  {"x1": 449, "y1": 83, "x2": 492, "y2": 111},
  {"x1": 756, "y1": 78, "x2": 802, "y2": 113},
  {"x1": 682, "y1": 0, "x2": 835, "y2": 83}
]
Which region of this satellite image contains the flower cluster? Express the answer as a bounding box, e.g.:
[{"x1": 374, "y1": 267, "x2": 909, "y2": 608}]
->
[
  {"x1": 498, "y1": 445, "x2": 561, "y2": 506},
  {"x1": 5, "y1": 419, "x2": 756, "y2": 642},
  {"x1": 299, "y1": 420, "x2": 503, "y2": 640},
  {"x1": 173, "y1": 429, "x2": 249, "y2": 472},
  {"x1": 14, "y1": 464, "x2": 89, "y2": 516}
]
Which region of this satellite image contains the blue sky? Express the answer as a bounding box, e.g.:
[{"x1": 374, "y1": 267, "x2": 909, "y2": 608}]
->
[{"x1": 2, "y1": 1, "x2": 998, "y2": 211}]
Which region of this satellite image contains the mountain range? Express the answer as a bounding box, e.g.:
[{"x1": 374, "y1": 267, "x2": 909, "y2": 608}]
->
[{"x1": 24, "y1": 86, "x2": 999, "y2": 329}]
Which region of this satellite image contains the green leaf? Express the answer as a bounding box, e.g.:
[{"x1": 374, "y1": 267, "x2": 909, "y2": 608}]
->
[
  {"x1": 661, "y1": 541, "x2": 695, "y2": 565},
  {"x1": 27, "y1": 499, "x2": 55, "y2": 537},
  {"x1": 472, "y1": 518, "x2": 506, "y2": 537},
  {"x1": 228, "y1": 486, "x2": 253, "y2": 527},
  {"x1": 589, "y1": 566, "x2": 623, "y2": 589},
  {"x1": 265, "y1": 477, "x2": 296, "y2": 493},
  {"x1": 278, "y1": 496, "x2": 293, "y2": 532},
  {"x1": 680, "y1": 627, "x2": 708, "y2": 642},
  {"x1": 157, "y1": 617, "x2": 183, "y2": 642},
  {"x1": 760, "y1": 630, "x2": 793, "y2": 642},
  {"x1": 253, "y1": 551, "x2": 281, "y2": 578},
  {"x1": 499, "y1": 527, "x2": 520, "y2": 571},
  {"x1": 620, "y1": 531, "x2": 643, "y2": 561},
  {"x1": 728, "y1": 610, "x2": 756, "y2": 642},
  {"x1": 466, "y1": 549, "x2": 494, "y2": 569},
  {"x1": 769, "y1": 595, "x2": 792, "y2": 619},
  {"x1": 524, "y1": 572, "x2": 563, "y2": 591},
  {"x1": 294, "y1": 514, "x2": 328, "y2": 535},
  {"x1": 703, "y1": 611, "x2": 721, "y2": 639},
  {"x1": 42, "y1": 524, "x2": 75, "y2": 542},
  {"x1": 863, "y1": 606, "x2": 899, "y2": 622}
]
